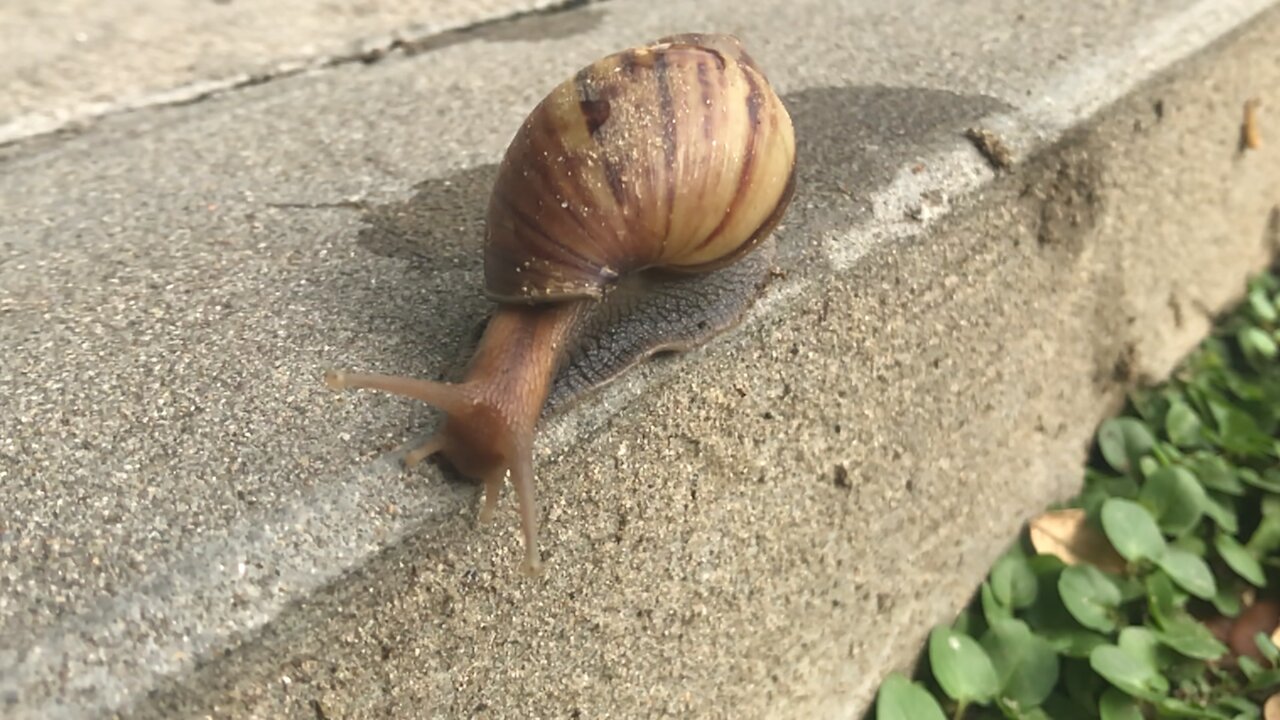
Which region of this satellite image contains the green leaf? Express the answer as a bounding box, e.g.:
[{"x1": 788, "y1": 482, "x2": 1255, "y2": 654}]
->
[
  {"x1": 1255, "y1": 632, "x2": 1280, "y2": 664},
  {"x1": 1238, "y1": 468, "x2": 1280, "y2": 493},
  {"x1": 1139, "y1": 455, "x2": 1161, "y2": 478},
  {"x1": 1239, "y1": 655, "x2": 1266, "y2": 681},
  {"x1": 1211, "y1": 581, "x2": 1242, "y2": 617},
  {"x1": 981, "y1": 582, "x2": 1013, "y2": 626},
  {"x1": 1223, "y1": 372, "x2": 1271, "y2": 408},
  {"x1": 1210, "y1": 404, "x2": 1272, "y2": 456},
  {"x1": 1215, "y1": 693, "x2": 1261, "y2": 717},
  {"x1": 1243, "y1": 666, "x2": 1280, "y2": 694},
  {"x1": 1146, "y1": 571, "x2": 1184, "y2": 626},
  {"x1": 1201, "y1": 493, "x2": 1239, "y2": 534},
  {"x1": 1089, "y1": 644, "x2": 1169, "y2": 701},
  {"x1": 1188, "y1": 455, "x2": 1244, "y2": 495},
  {"x1": 1058, "y1": 565, "x2": 1122, "y2": 633},
  {"x1": 1155, "y1": 614, "x2": 1229, "y2": 660},
  {"x1": 1215, "y1": 533, "x2": 1267, "y2": 587},
  {"x1": 1130, "y1": 388, "x2": 1172, "y2": 426},
  {"x1": 1082, "y1": 471, "x2": 1141, "y2": 514},
  {"x1": 1139, "y1": 466, "x2": 1208, "y2": 537},
  {"x1": 1146, "y1": 566, "x2": 1182, "y2": 609},
  {"x1": 1172, "y1": 533, "x2": 1207, "y2": 557},
  {"x1": 990, "y1": 552, "x2": 1038, "y2": 610},
  {"x1": 1156, "y1": 547, "x2": 1217, "y2": 599},
  {"x1": 1247, "y1": 501, "x2": 1280, "y2": 556},
  {"x1": 1239, "y1": 326, "x2": 1278, "y2": 363},
  {"x1": 1098, "y1": 417, "x2": 1155, "y2": 475},
  {"x1": 980, "y1": 619, "x2": 1060, "y2": 709},
  {"x1": 1039, "y1": 628, "x2": 1111, "y2": 659},
  {"x1": 1098, "y1": 688, "x2": 1143, "y2": 720},
  {"x1": 875, "y1": 672, "x2": 947, "y2": 720},
  {"x1": 1101, "y1": 498, "x2": 1166, "y2": 562},
  {"x1": 1023, "y1": 563, "x2": 1111, "y2": 658},
  {"x1": 1154, "y1": 695, "x2": 1235, "y2": 719},
  {"x1": 1248, "y1": 286, "x2": 1278, "y2": 323},
  {"x1": 928, "y1": 625, "x2": 1000, "y2": 704},
  {"x1": 1166, "y1": 402, "x2": 1205, "y2": 448},
  {"x1": 1117, "y1": 626, "x2": 1166, "y2": 673}
]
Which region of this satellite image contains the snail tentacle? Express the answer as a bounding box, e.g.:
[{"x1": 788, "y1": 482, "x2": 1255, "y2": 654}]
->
[{"x1": 323, "y1": 370, "x2": 474, "y2": 418}]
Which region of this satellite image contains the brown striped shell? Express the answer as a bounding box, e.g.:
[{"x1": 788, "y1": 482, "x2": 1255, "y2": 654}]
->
[{"x1": 483, "y1": 32, "x2": 797, "y2": 304}]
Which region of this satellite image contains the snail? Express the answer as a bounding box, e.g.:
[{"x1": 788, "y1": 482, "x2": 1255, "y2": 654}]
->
[{"x1": 324, "y1": 32, "x2": 797, "y2": 575}]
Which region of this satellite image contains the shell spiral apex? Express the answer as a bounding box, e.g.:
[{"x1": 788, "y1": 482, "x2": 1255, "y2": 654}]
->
[{"x1": 483, "y1": 32, "x2": 797, "y2": 304}]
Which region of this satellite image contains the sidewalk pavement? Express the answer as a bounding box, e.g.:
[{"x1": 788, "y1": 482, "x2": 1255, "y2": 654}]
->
[{"x1": 2, "y1": 0, "x2": 1278, "y2": 717}]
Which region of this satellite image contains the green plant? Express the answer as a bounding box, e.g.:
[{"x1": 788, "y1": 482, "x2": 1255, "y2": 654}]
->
[{"x1": 875, "y1": 270, "x2": 1280, "y2": 719}]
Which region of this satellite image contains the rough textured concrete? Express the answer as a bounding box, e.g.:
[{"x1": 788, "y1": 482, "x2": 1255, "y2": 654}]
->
[
  {"x1": 0, "y1": 0, "x2": 596, "y2": 144},
  {"x1": 1, "y1": 0, "x2": 1278, "y2": 718}
]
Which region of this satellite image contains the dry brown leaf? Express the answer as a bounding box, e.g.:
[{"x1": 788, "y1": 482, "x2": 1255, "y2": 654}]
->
[
  {"x1": 1230, "y1": 599, "x2": 1280, "y2": 661},
  {"x1": 1264, "y1": 693, "x2": 1280, "y2": 720},
  {"x1": 1029, "y1": 508, "x2": 1128, "y2": 574}
]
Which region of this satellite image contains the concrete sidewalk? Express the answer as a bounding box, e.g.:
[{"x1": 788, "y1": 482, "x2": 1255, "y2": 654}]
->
[
  {"x1": 2, "y1": 0, "x2": 1278, "y2": 718},
  {"x1": 0, "y1": 0, "x2": 590, "y2": 144}
]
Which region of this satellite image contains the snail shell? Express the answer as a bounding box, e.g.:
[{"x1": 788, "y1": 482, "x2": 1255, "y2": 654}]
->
[
  {"x1": 485, "y1": 32, "x2": 796, "y2": 303},
  {"x1": 325, "y1": 33, "x2": 796, "y2": 575}
]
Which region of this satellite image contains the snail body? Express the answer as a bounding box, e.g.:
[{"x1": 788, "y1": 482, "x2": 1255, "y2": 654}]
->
[{"x1": 325, "y1": 33, "x2": 796, "y2": 574}]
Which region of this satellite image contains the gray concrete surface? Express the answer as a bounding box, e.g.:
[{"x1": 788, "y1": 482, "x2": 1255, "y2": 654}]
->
[
  {"x1": 1, "y1": 0, "x2": 1278, "y2": 718},
  {"x1": 0, "y1": 0, "x2": 593, "y2": 145}
]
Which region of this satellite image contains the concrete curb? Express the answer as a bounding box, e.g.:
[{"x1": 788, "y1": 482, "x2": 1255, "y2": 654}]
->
[{"x1": 2, "y1": 0, "x2": 1278, "y2": 717}]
